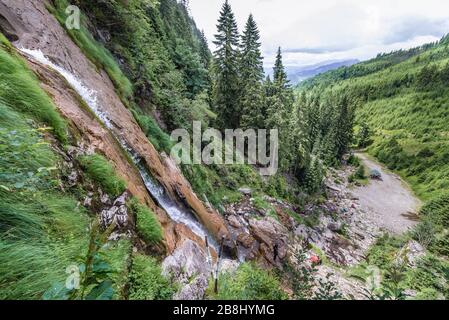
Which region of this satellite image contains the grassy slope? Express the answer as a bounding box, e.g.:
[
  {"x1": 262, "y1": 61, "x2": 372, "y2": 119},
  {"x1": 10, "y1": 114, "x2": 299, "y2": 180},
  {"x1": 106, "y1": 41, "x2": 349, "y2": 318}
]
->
[
  {"x1": 298, "y1": 38, "x2": 449, "y2": 201},
  {"x1": 0, "y1": 36, "x2": 131, "y2": 300}
]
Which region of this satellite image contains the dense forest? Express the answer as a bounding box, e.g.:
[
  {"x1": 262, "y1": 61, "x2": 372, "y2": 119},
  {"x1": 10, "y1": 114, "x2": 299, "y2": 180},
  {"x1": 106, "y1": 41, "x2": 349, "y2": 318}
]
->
[{"x1": 0, "y1": 0, "x2": 448, "y2": 300}]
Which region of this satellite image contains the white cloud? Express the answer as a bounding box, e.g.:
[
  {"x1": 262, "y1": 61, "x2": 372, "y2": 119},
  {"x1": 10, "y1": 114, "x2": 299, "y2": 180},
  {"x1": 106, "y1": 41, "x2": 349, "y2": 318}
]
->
[{"x1": 189, "y1": 0, "x2": 449, "y2": 67}]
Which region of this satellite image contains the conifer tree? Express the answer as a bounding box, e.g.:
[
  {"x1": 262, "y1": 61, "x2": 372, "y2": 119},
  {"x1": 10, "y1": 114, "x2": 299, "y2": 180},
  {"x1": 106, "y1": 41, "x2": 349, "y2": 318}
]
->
[
  {"x1": 213, "y1": 0, "x2": 241, "y2": 129},
  {"x1": 273, "y1": 47, "x2": 290, "y2": 90},
  {"x1": 199, "y1": 30, "x2": 211, "y2": 68},
  {"x1": 240, "y1": 14, "x2": 265, "y2": 129}
]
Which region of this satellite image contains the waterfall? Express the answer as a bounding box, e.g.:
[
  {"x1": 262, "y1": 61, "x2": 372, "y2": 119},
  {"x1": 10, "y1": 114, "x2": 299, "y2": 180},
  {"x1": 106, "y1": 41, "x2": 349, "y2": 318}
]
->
[{"x1": 19, "y1": 48, "x2": 217, "y2": 248}]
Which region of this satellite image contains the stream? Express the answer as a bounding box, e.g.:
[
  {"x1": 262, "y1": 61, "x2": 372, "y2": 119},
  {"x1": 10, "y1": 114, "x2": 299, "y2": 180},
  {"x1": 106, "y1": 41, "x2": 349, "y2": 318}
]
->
[{"x1": 19, "y1": 48, "x2": 217, "y2": 248}]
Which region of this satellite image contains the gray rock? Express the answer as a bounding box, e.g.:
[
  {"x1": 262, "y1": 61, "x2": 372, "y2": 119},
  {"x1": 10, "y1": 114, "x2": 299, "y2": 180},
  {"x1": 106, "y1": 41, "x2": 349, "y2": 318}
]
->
[
  {"x1": 162, "y1": 240, "x2": 212, "y2": 300},
  {"x1": 238, "y1": 188, "x2": 252, "y2": 196},
  {"x1": 113, "y1": 192, "x2": 128, "y2": 206}
]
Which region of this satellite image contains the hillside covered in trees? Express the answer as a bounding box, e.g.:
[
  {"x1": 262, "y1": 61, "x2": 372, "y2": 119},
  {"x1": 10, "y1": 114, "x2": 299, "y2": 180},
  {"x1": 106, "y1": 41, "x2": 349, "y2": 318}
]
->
[
  {"x1": 297, "y1": 36, "x2": 449, "y2": 291},
  {"x1": 0, "y1": 0, "x2": 448, "y2": 301}
]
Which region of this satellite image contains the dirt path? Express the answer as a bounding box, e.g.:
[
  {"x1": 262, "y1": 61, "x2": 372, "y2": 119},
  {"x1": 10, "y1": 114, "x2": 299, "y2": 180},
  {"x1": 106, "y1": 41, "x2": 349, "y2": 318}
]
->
[{"x1": 351, "y1": 153, "x2": 421, "y2": 235}]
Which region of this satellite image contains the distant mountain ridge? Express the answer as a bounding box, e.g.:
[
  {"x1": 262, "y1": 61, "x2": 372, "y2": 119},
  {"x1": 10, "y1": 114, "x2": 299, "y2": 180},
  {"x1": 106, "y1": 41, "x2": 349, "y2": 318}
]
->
[{"x1": 265, "y1": 59, "x2": 359, "y2": 85}]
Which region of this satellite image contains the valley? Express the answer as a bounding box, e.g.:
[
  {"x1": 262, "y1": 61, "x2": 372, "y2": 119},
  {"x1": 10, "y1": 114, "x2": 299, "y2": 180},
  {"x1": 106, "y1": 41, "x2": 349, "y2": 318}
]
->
[{"x1": 0, "y1": 0, "x2": 448, "y2": 301}]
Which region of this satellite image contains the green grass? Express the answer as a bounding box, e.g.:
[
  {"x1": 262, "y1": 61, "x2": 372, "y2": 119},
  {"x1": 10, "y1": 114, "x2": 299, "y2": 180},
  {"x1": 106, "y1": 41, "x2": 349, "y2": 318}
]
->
[
  {"x1": 47, "y1": 0, "x2": 133, "y2": 103},
  {"x1": 0, "y1": 42, "x2": 67, "y2": 143},
  {"x1": 132, "y1": 110, "x2": 173, "y2": 153},
  {"x1": 298, "y1": 38, "x2": 449, "y2": 202},
  {"x1": 0, "y1": 189, "x2": 90, "y2": 299},
  {"x1": 78, "y1": 154, "x2": 126, "y2": 197},
  {"x1": 128, "y1": 254, "x2": 175, "y2": 300},
  {"x1": 100, "y1": 239, "x2": 132, "y2": 300},
  {"x1": 130, "y1": 199, "x2": 163, "y2": 245},
  {"x1": 0, "y1": 99, "x2": 90, "y2": 299},
  {"x1": 209, "y1": 263, "x2": 287, "y2": 300}
]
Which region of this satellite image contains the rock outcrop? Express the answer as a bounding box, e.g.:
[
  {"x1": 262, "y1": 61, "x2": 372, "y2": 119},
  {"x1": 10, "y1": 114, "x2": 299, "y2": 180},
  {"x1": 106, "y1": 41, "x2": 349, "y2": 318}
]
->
[
  {"x1": 0, "y1": 0, "x2": 232, "y2": 253},
  {"x1": 162, "y1": 240, "x2": 212, "y2": 300}
]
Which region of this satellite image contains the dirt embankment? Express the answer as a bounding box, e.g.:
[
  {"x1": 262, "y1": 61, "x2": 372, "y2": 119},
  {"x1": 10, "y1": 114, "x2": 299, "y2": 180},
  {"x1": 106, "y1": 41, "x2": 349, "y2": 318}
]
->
[{"x1": 0, "y1": 0, "x2": 231, "y2": 252}]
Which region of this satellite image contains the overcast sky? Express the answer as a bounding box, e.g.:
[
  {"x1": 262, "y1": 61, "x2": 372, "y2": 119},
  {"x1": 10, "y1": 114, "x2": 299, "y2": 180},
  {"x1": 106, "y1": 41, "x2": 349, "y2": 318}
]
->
[{"x1": 189, "y1": 0, "x2": 449, "y2": 68}]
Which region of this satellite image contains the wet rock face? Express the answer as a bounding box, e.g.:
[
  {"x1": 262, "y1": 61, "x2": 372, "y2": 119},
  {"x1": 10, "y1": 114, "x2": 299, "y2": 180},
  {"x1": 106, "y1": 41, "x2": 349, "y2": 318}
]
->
[
  {"x1": 2, "y1": 0, "x2": 232, "y2": 253},
  {"x1": 162, "y1": 240, "x2": 212, "y2": 300}
]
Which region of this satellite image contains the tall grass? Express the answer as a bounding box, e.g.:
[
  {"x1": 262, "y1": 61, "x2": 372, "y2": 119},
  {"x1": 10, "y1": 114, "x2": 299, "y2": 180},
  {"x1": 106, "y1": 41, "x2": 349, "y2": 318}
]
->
[
  {"x1": 0, "y1": 44, "x2": 67, "y2": 143},
  {"x1": 78, "y1": 154, "x2": 127, "y2": 197},
  {"x1": 130, "y1": 199, "x2": 163, "y2": 245},
  {"x1": 0, "y1": 189, "x2": 90, "y2": 299},
  {"x1": 0, "y1": 98, "x2": 90, "y2": 299}
]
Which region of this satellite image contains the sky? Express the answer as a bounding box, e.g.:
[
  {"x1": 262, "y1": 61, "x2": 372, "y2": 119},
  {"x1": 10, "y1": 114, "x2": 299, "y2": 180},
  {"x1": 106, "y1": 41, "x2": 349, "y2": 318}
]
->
[{"x1": 189, "y1": 0, "x2": 449, "y2": 68}]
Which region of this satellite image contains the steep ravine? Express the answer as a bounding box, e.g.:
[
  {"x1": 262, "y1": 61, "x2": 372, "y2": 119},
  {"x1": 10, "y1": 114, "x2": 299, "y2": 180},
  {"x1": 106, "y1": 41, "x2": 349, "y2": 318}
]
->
[{"x1": 0, "y1": 0, "x2": 231, "y2": 255}]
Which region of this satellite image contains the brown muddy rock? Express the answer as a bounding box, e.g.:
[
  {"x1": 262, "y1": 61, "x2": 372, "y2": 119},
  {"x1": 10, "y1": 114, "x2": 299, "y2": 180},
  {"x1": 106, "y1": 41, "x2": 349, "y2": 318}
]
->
[
  {"x1": 2, "y1": 0, "x2": 232, "y2": 250},
  {"x1": 163, "y1": 221, "x2": 217, "y2": 260},
  {"x1": 236, "y1": 233, "x2": 256, "y2": 249},
  {"x1": 249, "y1": 218, "x2": 289, "y2": 267}
]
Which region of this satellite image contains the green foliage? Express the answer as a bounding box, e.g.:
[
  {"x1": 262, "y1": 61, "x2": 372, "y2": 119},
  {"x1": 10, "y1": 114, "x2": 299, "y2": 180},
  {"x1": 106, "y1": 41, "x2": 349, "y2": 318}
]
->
[
  {"x1": 132, "y1": 110, "x2": 173, "y2": 153},
  {"x1": 366, "y1": 234, "x2": 405, "y2": 270},
  {"x1": 130, "y1": 199, "x2": 163, "y2": 245},
  {"x1": 298, "y1": 36, "x2": 449, "y2": 202},
  {"x1": 78, "y1": 154, "x2": 126, "y2": 197},
  {"x1": 357, "y1": 122, "x2": 372, "y2": 148},
  {"x1": 128, "y1": 254, "x2": 175, "y2": 300},
  {"x1": 0, "y1": 190, "x2": 90, "y2": 300},
  {"x1": 355, "y1": 165, "x2": 366, "y2": 179},
  {"x1": 48, "y1": 0, "x2": 133, "y2": 102},
  {"x1": 75, "y1": 0, "x2": 211, "y2": 130},
  {"x1": 413, "y1": 193, "x2": 449, "y2": 256},
  {"x1": 285, "y1": 248, "x2": 341, "y2": 300},
  {"x1": 0, "y1": 104, "x2": 57, "y2": 192},
  {"x1": 100, "y1": 239, "x2": 132, "y2": 299},
  {"x1": 212, "y1": 263, "x2": 287, "y2": 300},
  {"x1": 240, "y1": 14, "x2": 265, "y2": 129},
  {"x1": 213, "y1": 0, "x2": 242, "y2": 129},
  {"x1": 0, "y1": 45, "x2": 67, "y2": 143}
]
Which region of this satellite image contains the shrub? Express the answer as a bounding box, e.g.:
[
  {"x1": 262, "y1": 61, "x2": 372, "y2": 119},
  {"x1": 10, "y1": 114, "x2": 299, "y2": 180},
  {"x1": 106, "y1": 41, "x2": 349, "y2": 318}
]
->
[
  {"x1": 130, "y1": 199, "x2": 163, "y2": 245},
  {"x1": 132, "y1": 111, "x2": 173, "y2": 153},
  {"x1": 78, "y1": 154, "x2": 126, "y2": 197},
  {"x1": 212, "y1": 263, "x2": 287, "y2": 300},
  {"x1": 411, "y1": 220, "x2": 437, "y2": 248},
  {"x1": 355, "y1": 165, "x2": 366, "y2": 179},
  {"x1": 128, "y1": 255, "x2": 175, "y2": 300},
  {"x1": 420, "y1": 193, "x2": 449, "y2": 228}
]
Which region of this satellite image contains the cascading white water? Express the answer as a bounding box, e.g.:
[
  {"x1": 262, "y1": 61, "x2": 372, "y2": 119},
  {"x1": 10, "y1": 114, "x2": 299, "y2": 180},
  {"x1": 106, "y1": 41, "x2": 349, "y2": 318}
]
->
[{"x1": 19, "y1": 48, "x2": 216, "y2": 247}]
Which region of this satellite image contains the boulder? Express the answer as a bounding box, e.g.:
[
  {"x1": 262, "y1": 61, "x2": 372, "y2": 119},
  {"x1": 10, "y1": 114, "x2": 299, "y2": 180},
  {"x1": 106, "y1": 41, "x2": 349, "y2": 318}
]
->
[
  {"x1": 162, "y1": 240, "x2": 212, "y2": 300},
  {"x1": 238, "y1": 188, "x2": 252, "y2": 196},
  {"x1": 248, "y1": 218, "x2": 289, "y2": 266}
]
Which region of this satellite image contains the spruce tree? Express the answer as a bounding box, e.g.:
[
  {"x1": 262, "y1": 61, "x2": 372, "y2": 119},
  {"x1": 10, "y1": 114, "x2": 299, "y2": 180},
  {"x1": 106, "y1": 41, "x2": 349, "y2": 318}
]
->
[
  {"x1": 213, "y1": 0, "x2": 241, "y2": 129},
  {"x1": 273, "y1": 47, "x2": 290, "y2": 90},
  {"x1": 199, "y1": 30, "x2": 212, "y2": 68},
  {"x1": 240, "y1": 14, "x2": 265, "y2": 129}
]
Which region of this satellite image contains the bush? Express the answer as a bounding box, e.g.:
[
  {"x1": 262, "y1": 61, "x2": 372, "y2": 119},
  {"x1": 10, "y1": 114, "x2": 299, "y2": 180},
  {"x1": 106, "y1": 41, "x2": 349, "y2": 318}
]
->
[
  {"x1": 128, "y1": 255, "x2": 175, "y2": 300},
  {"x1": 130, "y1": 199, "x2": 163, "y2": 245},
  {"x1": 78, "y1": 154, "x2": 126, "y2": 197},
  {"x1": 212, "y1": 263, "x2": 287, "y2": 300},
  {"x1": 411, "y1": 220, "x2": 436, "y2": 248},
  {"x1": 355, "y1": 165, "x2": 366, "y2": 179},
  {"x1": 132, "y1": 111, "x2": 173, "y2": 153},
  {"x1": 420, "y1": 193, "x2": 449, "y2": 228}
]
